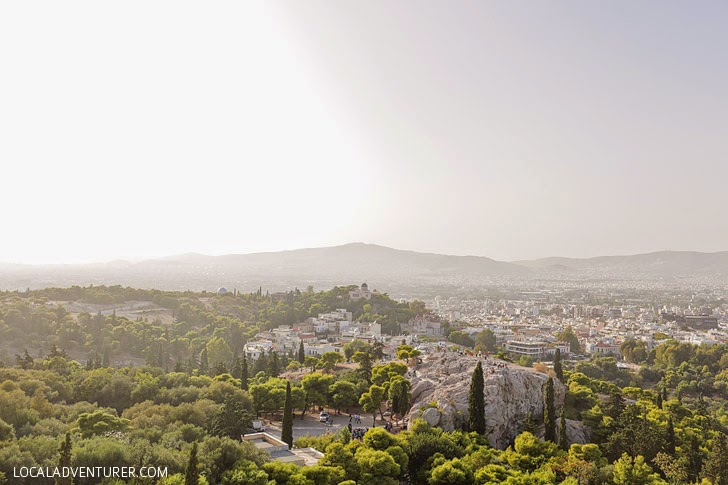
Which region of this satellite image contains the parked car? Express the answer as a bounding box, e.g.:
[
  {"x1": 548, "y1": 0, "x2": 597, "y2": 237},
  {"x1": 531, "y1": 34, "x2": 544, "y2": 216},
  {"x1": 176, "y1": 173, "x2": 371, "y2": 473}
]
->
[{"x1": 319, "y1": 411, "x2": 330, "y2": 423}]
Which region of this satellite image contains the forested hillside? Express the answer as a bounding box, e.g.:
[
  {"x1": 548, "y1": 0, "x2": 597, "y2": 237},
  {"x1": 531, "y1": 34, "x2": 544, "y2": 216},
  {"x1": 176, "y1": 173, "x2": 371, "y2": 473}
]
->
[
  {"x1": 2, "y1": 286, "x2": 728, "y2": 484},
  {"x1": 3, "y1": 337, "x2": 728, "y2": 484},
  {"x1": 0, "y1": 284, "x2": 422, "y2": 368}
]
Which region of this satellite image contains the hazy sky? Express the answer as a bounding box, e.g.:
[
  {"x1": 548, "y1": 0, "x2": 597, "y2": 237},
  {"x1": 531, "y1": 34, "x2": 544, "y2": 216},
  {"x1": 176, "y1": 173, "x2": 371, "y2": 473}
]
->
[{"x1": 2, "y1": 1, "x2": 727, "y2": 264}]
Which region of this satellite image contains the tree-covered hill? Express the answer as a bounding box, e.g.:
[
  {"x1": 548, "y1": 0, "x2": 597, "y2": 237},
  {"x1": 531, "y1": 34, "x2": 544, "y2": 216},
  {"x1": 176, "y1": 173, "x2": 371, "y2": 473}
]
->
[
  {"x1": 0, "y1": 284, "x2": 425, "y2": 368},
  {"x1": 3, "y1": 337, "x2": 728, "y2": 484},
  {"x1": 4, "y1": 286, "x2": 728, "y2": 484}
]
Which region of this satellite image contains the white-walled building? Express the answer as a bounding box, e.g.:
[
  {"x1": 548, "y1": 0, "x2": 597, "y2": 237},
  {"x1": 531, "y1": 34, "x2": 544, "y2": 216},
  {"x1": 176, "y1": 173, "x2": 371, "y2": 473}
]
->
[
  {"x1": 244, "y1": 340, "x2": 273, "y2": 360},
  {"x1": 350, "y1": 283, "x2": 374, "y2": 300},
  {"x1": 505, "y1": 340, "x2": 547, "y2": 358},
  {"x1": 585, "y1": 341, "x2": 621, "y2": 356}
]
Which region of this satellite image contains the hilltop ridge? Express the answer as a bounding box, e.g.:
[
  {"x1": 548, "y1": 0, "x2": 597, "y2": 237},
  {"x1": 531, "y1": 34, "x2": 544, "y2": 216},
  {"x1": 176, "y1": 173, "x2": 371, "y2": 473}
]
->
[{"x1": 2, "y1": 243, "x2": 728, "y2": 293}]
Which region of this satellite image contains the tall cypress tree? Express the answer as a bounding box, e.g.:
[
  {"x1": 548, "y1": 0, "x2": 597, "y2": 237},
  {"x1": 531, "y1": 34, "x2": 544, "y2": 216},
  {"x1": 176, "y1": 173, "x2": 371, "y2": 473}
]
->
[
  {"x1": 184, "y1": 442, "x2": 199, "y2": 485},
  {"x1": 468, "y1": 361, "x2": 486, "y2": 434},
  {"x1": 231, "y1": 348, "x2": 240, "y2": 377},
  {"x1": 231, "y1": 357, "x2": 242, "y2": 379},
  {"x1": 553, "y1": 348, "x2": 563, "y2": 382},
  {"x1": 665, "y1": 416, "x2": 676, "y2": 454},
  {"x1": 240, "y1": 355, "x2": 249, "y2": 391},
  {"x1": 269, "y1": 351, "x2": 280, "y2": 377},
  {"x1": 298, "y1": 341, "x2": 305, "y2": 364},
  {"x1": 55, "y1": 432, "x2": 72, "y2": 485},
  {"x1": 544, "y1": 377, "x2": 556, "y2": 442},
  {"x1": 558, "y1": 408, "x2": 568, "y2": 451},
  {"x1": 686, "y1": 435, "x2": 704, "y2": 483},
  {"x1": 254, "y1": 352, "x2": 269, "y2": 376},
  {"x1": 282, "y1": 382, "x2": 294, "y2": 449}
]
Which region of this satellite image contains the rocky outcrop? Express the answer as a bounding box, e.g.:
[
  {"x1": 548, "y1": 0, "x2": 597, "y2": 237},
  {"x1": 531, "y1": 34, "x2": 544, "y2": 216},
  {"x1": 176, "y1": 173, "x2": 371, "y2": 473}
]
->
[
  {"x1": 565, "y1": 418, "x2": 590, "y2": 445},
  {"x1": 406, "y1": 352, "x2": 584, "y2": 449}
]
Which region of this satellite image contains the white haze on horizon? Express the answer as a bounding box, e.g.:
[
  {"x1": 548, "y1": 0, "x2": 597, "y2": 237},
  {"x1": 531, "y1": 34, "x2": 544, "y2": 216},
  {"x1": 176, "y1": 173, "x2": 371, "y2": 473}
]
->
[{"x1": 2, "y1": 1, "x2": 727, "y2": 264}]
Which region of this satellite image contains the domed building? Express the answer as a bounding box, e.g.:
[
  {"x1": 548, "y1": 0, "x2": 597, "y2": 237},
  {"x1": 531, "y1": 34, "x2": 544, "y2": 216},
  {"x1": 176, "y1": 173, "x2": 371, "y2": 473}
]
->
[
  {"x1": 217, "y1": 287, "x2": 229, "y2": 296},
  {"x1": 349, "y1": 282, "x2": 373, "y2": 300}
]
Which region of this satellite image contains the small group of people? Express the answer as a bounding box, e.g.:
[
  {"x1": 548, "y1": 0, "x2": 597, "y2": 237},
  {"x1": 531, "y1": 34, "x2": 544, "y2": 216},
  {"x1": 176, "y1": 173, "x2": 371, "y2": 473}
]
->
[
  {"x1": 349, "y1": 425, "x2": 368, "y2": 440},
  {"x1": 349, "y1": 414, "x2": 362, "y2": 425},
  {"x1": 483, "y1": 359, "x2": 508, "y2": 374}
]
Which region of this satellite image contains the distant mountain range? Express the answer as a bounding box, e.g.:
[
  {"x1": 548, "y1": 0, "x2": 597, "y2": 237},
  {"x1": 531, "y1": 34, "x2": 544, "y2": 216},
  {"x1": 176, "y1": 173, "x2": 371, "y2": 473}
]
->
[
  {"x1": 515, "y1": 250, "x2": 728, "y2": 277},
  {"x1": 1, "y1": 243, "x2": 727, "y2": 293}
]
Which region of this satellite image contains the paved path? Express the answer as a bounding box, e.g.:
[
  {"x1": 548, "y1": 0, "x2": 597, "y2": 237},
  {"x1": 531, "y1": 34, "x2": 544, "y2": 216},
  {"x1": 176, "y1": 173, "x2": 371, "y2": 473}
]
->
[{"x1": 264, "y1": 412, "x2": 356, "y2": 439}]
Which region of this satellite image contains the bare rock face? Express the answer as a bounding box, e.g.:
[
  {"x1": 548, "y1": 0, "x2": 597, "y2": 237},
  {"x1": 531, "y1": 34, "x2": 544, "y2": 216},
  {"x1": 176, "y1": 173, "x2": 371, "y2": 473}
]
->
[
  {"x1": 565, "y1": 418, "x2": 590, "y2": 444},
  {"x1": 421, "y1": 407, "x2": 441, "y2": 426},
  {"x1": 410, "y1": 379, "x2": 436, "y2": 402},
  {"x1": 406, "y1": 352, "x2": 573, "y2": 449}
]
